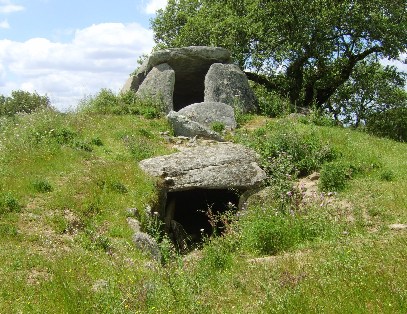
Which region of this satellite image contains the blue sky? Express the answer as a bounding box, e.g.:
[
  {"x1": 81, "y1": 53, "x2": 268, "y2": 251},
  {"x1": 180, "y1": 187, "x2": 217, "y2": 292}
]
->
[{"x1": 0, "y1": 0, "x2": 168, "y2": 110}]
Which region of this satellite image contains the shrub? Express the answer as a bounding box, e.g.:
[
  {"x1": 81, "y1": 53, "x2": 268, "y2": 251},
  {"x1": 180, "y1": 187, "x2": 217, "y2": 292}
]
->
[
  {"x1": 319, "y1": 162, "x2": 352, "y2": 192},
  {"x1": 252, "y1": 83, "x2": 292, "y2": 117},
  {"x1": 32, "y1": 178, "x2": 53, "y2": 193},
  {"x1": 366, "y1": 107, "x2": 407, "y2": 142},
  {"x1": 380, "y1": 169, "x2": 395, "y2": 182},
  {"x1": 0, "y1": 193, "x2": 21, "y2": 215},
  {"x1": 0, "y1": 90, "x2": 51, "y2": 116},
  {"x1": 78, "y1": 89, "x2": 165, "y2": 118},
  {"x1": 243, "y1": 123, "x2": 337, "y2": 178}
]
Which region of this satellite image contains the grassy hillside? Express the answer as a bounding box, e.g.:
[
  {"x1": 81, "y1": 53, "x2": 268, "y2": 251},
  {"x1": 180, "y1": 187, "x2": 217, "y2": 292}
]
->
[{"x1": 0, "y1": 107, "x2": 406, "y2": 313}]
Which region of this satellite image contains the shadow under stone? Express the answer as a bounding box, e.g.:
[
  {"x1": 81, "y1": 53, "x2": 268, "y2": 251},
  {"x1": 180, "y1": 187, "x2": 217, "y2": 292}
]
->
[{"x1": 165, "y1": 189, "x2": 240, "y2": 250}]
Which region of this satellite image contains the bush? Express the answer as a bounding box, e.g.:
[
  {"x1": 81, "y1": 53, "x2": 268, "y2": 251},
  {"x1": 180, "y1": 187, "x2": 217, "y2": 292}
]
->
[
  {"x1": 319, "y1": 162, "x2": 352, "y2": 192},
  {"x1": 366, "y1": 107, "x2": 407, "y2": 142},
  {"x1": 244, "y1": 123, "x2": 337, "y2": 177},
  {"x1": 78, "y1": 89, "x2": 165, "y2": 118},
  {"x1": 239, "y1": 205, "x2": 335, "y2": 255},
  {"x1": 252, "y1": 83, "x2": 292, "y2": 117},
  {"x1": 0, "y1": 193, "x2": 21, "y2": 215},
  {"x1": 0, "y1": 90, "x2": 51, "y2": 116},
  {"x1": 32, "y1": 178, "x2": 53, "y2": 193},
  {"x1": 380, "y1": 169, "x2": 395, "y2": 182}
]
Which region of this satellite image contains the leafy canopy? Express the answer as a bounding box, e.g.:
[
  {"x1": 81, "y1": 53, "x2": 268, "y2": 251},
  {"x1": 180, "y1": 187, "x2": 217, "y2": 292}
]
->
[{"x1": 152, "y1": 0, "x2": 407, "y2": 109}]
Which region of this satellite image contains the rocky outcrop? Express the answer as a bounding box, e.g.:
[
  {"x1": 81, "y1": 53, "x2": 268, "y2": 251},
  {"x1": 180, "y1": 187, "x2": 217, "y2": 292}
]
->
[
  {"x1": 204, "y1": 63, "x2": 257, "y2": 113},
  {"x1": 139, "y1": 142, "x2": 266, "y2": 192},
  {"x1": 136, "y1": 63, "x2": 175, "y2": 113}
]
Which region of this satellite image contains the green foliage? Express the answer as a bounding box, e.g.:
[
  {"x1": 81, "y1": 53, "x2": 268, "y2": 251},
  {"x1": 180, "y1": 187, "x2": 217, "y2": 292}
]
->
[
  {"x1": 239, "y1": 205, "x2": 337, "y2": 255},
  {"x1": 0, "y1": 193, "x2": 21, "y2": 215},
  {"x1": 0, "y1": 90, "x2": 51, "y2": 116},
  {"x1": 199, "y1": 236, "x2": 234, "y2": 272},
  {"x1": 210, "y1": 121, "x2": 225, "y2": 133},
  {"x1": 327, "y1": 62, "x2": 407, "y2": 128},
  {"x1": 252, "y1": 83, "x2": 292, "y2": 117},
  {"x1": 78, "y1": 89, "x2": 165, "y2": 118},
  {"x1": 380, "y1": 169, "x2": 395, "y2": 182},
  {"x1": 240, "y1": 121, "x2": 337, "y2": 178},
  {"x1": 32, "y1": 178, "x2": 53, "y2": 193},
  {"x1": 124, "y1": 135, "x2": 158, "y2": 161},
  {"x1": 152, "y1": 0, "x2": 406, "y2": 110},
  {"x1": 365, "y1": 106, "x2": 407, "y2": 142},
  {"x1": 319, "y1": 162, "x2": 352, "y2": 192}
]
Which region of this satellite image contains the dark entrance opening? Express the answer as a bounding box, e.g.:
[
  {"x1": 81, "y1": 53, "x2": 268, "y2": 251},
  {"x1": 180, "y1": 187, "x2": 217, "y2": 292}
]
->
[
  {"x1": 172, "y1": 69, "x2": 206, "y2": 111},
  {"x1": 165, "y1": 189, "x2": 240, "y2": 250}
]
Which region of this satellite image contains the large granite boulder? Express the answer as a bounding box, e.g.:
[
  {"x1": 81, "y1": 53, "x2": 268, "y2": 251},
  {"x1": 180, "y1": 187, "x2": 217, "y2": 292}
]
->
[
  {"x1": 167, "y1": 102, "x2": 237, "y2": 140},
  {"x1": 123, "y1": 46, "x2": 231, "y2": 111},
  {"x1": 139, "y1": 142, "x2": 266, "y2": 192},
  {"x1": 136, "y1": 63, "x2": 175, "y2": 113},
  {"x1": 167, "y1": 111, "x2": 224, "y2": 141},
  {"x1": 177, "y1": 102, "x2": 237, "y2": 130},
  {"x1": 204, "y1": 63, "x2": 258, "y2": 113}
]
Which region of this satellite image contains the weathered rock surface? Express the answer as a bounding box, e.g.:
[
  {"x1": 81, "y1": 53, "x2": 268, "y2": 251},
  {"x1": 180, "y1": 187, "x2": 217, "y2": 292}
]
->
[
  {"x1": 177, "y1": 102, "x2": 237, "y2": 130},
  {"x1": 124, "y1": 46, "x2": 232, "y2": 110},
  {"x1": 167, "y1": 102, "x2": 237, "y2": 140},
  {"x1": 167, "y1": 110, "x2": 224, "y2": 141},
  {"x1": 136, "y1": 63, "x2": 175, "y2": 113},
  {"x1": 138, "y1": 142, "x2": 267, "y2": 191},
  {"x1": 132, "y1": 232, "x2": 161, "y2": 262},
  {"x1": 204, "y1": 63, "x2": 258, "y2": 113}
]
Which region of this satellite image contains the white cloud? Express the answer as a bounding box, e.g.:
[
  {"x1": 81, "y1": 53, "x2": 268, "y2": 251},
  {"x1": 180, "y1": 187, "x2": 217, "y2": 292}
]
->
[
  {"x1": 0, "y1": 22, "x2": 155, "y2": 111},
  {"x1": 145, "y1": 0, "x2": 167, "y2": 14},
  {"x1": 0, "y1": 0, "x2": 24, "y2": 14},
  {"x1": 0, "y1": 19, "x2": 9, "y2": 28}
]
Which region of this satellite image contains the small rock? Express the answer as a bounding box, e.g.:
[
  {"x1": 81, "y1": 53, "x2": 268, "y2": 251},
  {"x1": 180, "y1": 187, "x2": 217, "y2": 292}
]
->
[
  {"x1": 308, "y1": 172, "x2": 320, "y2": 181},
  {"x1": 389, "y1": 223, "x2": 407, "y2": 230},
  {"x1": 127, "y1": 217, "x2": 141, "y2": 233},
  {"x1": 132, "y1": 232, "x2": 161, "y2": 262},
  {"x1": 92, "y1": 279, "x2": 108, "y2": 292}
]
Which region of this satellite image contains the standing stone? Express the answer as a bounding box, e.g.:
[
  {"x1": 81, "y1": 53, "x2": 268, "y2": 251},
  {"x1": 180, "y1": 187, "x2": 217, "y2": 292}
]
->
[
  {"x1": 136, "y1": 63, "x2": 175, "y2": 113},
  {"x1": 204, "y1": 63, "x2": 258, "y2": 113}
]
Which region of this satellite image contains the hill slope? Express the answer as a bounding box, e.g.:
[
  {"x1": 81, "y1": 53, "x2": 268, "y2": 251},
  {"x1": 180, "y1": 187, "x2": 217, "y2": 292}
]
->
[{"x1": 0, "y1": 109, "x2": 406, "y2": 313}]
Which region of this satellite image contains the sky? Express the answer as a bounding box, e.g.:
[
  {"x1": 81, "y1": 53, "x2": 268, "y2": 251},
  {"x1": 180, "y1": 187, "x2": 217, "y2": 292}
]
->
[{"x1": 0, "y1": 0, "x2": 168, "y2": 111}]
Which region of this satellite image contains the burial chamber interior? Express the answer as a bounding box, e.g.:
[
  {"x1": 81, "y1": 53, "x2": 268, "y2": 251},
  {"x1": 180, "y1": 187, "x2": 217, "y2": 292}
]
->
[
  {"x1": 167, "y1": 59, "x2": 217, "y2": 111},
  {"x1": 165, "y1": 188, "x2": 240, "y2": 245},
  {"x1": 172, "y1": 71, "x2": 205, "y2": 111}
]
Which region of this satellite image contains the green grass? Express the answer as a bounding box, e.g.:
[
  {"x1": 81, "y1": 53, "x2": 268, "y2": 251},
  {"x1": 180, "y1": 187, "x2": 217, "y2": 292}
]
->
[{"x1": 0, "y1": 106, "x2": 406, "y2": 313}]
